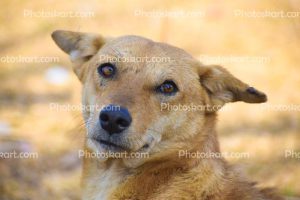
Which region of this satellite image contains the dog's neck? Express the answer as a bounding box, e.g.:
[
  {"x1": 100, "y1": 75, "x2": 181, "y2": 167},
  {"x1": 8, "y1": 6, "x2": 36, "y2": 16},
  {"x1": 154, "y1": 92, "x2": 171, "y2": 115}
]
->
[{"x1": 82, "y1": 113, "x2": 222, "y2": 200}]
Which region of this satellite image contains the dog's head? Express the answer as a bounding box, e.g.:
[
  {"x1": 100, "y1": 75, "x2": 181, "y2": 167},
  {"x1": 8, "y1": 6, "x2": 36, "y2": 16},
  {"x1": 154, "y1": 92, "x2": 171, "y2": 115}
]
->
[{"x1": 52, "y1": 30, "x2": 267, "y2": 167}]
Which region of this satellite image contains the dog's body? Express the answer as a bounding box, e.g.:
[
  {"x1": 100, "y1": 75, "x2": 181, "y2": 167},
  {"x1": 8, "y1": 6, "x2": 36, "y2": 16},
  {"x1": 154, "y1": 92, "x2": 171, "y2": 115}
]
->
[{"x1": 52, "y1": 30, "x2": 283, "y2": 200}]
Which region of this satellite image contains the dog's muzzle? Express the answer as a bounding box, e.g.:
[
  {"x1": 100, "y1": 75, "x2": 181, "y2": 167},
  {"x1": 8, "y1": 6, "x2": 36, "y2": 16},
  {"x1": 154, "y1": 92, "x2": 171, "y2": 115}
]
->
[{"x1": 99, "y1": 104, "x2": 132, "y2": 135}]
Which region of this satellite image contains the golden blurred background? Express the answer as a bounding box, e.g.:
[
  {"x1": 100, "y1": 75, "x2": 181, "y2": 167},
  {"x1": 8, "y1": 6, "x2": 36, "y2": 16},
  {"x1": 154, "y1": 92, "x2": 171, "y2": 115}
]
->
[{"x1": 0, "y1": 0, "x2": 299, "y2": 199}]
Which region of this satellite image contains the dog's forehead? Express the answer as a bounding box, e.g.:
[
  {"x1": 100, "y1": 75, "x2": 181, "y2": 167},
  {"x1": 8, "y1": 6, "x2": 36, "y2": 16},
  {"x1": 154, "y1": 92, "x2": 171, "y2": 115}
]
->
[
  {"x1": 98, "y1": 35, "x2": 197, "y2": 74},
  {"x1": 102, "y1": 36, "x2": 192, "y2": 59}
]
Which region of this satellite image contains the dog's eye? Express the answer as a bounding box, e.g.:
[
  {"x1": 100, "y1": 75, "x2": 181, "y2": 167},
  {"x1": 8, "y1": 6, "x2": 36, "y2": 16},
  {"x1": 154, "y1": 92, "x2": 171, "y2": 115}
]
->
[
  {"x1": 157, "y1": 81, "x2": 178, "y2": 95},
  {"x1": 97, "y1": 63, "x2": 116, "y2": 78}
]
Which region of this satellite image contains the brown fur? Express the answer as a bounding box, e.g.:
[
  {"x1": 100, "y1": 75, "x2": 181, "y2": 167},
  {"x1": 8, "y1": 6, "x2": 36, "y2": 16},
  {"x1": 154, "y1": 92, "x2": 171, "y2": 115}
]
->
[{"x1": 52, "y1": 30, "x2": 282, "y2": 200}]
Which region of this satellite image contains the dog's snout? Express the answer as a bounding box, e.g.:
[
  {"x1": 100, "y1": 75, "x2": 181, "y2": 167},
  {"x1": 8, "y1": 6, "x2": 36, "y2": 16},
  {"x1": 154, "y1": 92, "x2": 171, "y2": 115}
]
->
[{"x1": 99, "y1": 104, "x2": 132, "y2": 134}]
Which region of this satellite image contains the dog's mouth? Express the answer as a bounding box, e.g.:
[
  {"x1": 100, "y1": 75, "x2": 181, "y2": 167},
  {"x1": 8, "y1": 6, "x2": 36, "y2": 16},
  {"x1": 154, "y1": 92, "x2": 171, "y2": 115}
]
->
[
  {"x1": 90, "y1": 136, "x2": 152, "y2": 154},
  {"x1": 93, "y1": 138, "x2": 127, "y2": 152},
  {"x1": 88, "y1": 129, "x2": 158, "y2": 155}
]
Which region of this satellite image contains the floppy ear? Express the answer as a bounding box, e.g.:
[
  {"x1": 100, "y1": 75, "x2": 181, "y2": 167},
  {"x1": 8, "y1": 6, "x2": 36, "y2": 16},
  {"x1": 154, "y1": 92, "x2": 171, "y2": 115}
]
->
[
  {"x1": 199, "y1": 65, "x2": 267, "y2": 112},
  {"x1": 51, "y1": 30, "x2": 106, "y2": 79}
]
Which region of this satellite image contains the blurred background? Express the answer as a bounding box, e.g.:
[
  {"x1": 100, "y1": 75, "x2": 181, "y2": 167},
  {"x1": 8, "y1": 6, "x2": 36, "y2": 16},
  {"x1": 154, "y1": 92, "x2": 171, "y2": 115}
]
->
[{"x1": 0, "y1": 0, "x2": 299, "y2": 199}]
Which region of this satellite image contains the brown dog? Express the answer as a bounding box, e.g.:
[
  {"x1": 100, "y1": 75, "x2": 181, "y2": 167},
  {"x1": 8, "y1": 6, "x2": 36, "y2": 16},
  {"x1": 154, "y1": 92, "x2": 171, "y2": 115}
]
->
[{"x1": 52, "y1": 30, "x2": 283, "y2": 200}]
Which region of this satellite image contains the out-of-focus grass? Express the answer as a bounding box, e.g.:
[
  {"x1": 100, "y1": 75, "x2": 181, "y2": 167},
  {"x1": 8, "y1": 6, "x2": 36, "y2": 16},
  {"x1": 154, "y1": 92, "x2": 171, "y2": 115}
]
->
[{"x1": 0, "y1": 0, "x2": 299, "y2": 199}]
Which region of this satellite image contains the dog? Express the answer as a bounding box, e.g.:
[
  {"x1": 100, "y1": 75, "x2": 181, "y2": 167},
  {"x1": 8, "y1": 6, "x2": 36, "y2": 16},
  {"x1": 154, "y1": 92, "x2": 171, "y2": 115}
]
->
[{"x1": 52, "y1": 30, "x2": 283, "y2": 200}]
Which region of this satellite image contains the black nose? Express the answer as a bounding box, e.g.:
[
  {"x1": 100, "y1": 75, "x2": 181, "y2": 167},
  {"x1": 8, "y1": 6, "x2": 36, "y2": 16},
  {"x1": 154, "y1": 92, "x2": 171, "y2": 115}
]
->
[{"x1": 99, "y1": 104, "x2": 132, "y2": 134}]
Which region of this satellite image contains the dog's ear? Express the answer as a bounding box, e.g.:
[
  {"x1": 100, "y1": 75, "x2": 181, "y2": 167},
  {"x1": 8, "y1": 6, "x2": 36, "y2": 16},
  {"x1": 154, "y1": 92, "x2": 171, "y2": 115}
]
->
[
  {"x1": 198, "y1": 65, "x2": 267, "y2": 112},
  {"x1": 51, "y1": 30, "x2": 106, "y2": 79}
]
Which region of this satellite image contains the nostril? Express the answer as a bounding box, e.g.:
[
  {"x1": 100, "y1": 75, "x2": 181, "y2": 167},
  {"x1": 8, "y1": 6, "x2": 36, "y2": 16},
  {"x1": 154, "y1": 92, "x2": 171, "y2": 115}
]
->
[
  {"x1": 100, "y1": 113, "x2": 109, "y2": 122},
  {"x1": 99, "y1": 104, "x2": 132, "y2": 134},
  {"x1": 116, "y1": 118, "x2": 130, "y2": 128}
]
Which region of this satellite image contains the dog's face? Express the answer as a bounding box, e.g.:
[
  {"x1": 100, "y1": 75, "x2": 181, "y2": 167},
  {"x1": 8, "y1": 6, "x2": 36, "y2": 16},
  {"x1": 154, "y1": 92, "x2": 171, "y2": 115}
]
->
[{"x1": 52, "y1": 30, "x2": 267, "y2": 167}]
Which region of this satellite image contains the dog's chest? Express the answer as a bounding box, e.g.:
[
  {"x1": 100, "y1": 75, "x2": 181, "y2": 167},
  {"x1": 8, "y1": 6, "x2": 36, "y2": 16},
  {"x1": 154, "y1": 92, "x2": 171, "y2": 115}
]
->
[{"x1": 84, "y1": 166, "x2": 125, "y2": 200}]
